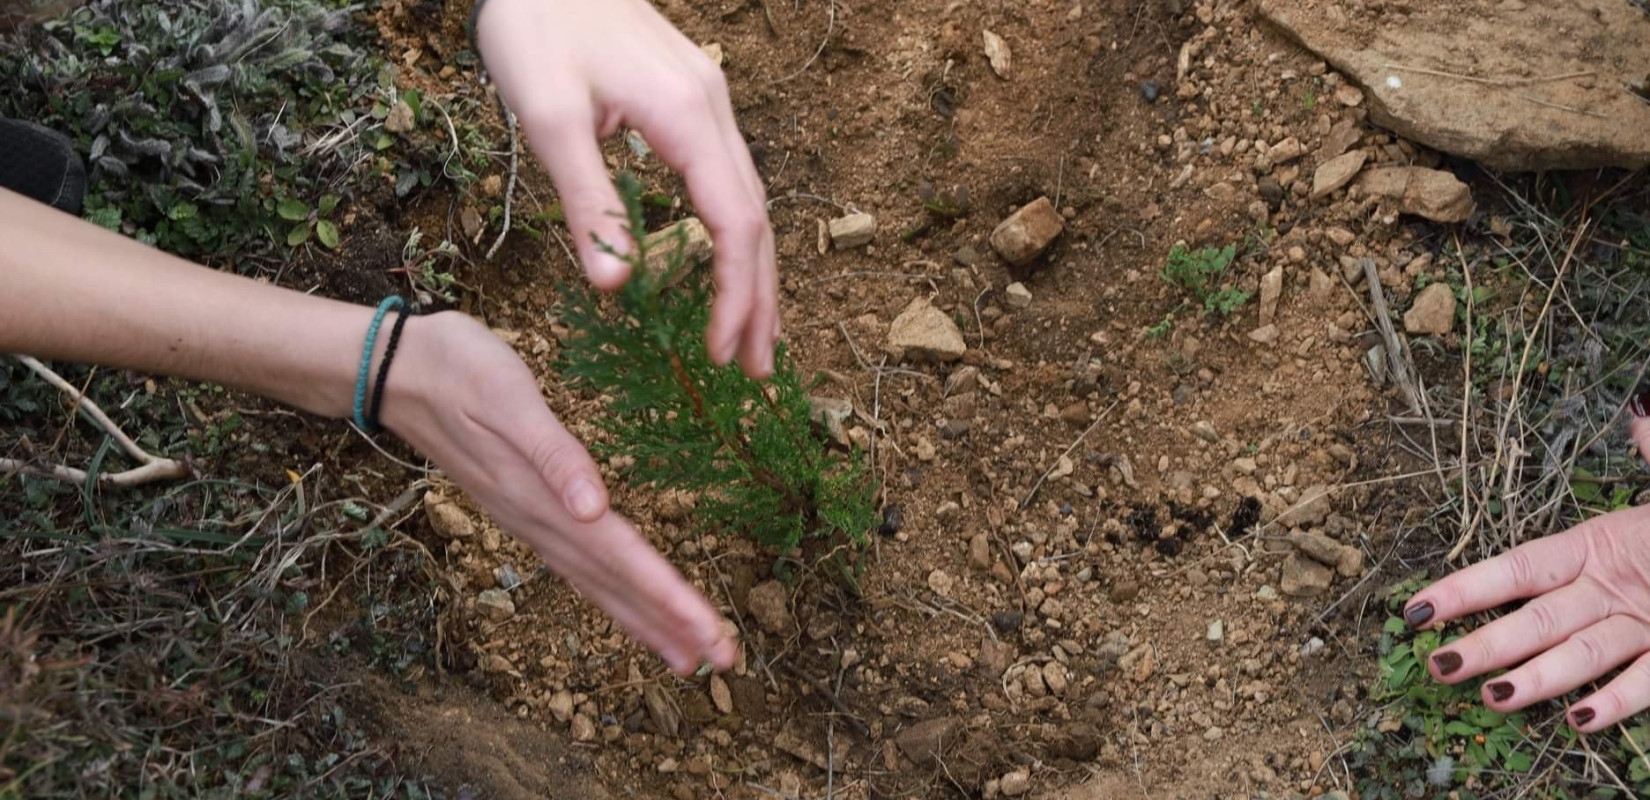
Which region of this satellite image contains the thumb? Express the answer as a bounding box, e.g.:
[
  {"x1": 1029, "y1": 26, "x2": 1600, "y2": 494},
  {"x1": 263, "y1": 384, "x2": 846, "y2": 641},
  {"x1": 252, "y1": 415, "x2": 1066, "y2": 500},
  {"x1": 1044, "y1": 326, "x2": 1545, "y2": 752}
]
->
[
  {"x1": 1631, "y1": 392, "x2": 1650, "y2": 467},
  {"x1": 523, "y1": 115, "x2": 632, "y2": 289}
]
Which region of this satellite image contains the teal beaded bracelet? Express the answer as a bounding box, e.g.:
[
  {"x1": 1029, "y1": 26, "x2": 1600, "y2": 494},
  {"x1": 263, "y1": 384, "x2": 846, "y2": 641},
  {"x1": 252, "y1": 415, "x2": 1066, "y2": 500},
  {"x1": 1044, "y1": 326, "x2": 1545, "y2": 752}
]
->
[{"x1": 354, "y1": 295, "x2": 405, "y2": 431}]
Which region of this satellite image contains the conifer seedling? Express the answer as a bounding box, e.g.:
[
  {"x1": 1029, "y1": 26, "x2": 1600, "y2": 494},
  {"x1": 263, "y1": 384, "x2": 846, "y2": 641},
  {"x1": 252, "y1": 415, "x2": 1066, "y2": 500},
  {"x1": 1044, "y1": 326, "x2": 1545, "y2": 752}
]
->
[{"x1": 560, "y1": 174, "x2": 878, "y2": 565}]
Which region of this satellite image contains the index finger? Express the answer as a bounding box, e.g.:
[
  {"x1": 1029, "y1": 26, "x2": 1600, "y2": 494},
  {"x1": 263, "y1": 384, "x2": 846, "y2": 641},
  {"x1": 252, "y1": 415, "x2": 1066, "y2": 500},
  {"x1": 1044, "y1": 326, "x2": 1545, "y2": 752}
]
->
[{"x1": 1404, "y1": 526, "x2": 1591, "y2": 629}]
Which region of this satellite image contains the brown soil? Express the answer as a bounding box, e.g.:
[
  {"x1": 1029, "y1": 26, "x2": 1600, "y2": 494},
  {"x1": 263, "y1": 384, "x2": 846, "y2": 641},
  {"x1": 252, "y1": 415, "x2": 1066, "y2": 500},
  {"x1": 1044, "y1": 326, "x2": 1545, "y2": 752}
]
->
[{"x1": 331, "y1": 0, "x2": 1505, "y2": 797}]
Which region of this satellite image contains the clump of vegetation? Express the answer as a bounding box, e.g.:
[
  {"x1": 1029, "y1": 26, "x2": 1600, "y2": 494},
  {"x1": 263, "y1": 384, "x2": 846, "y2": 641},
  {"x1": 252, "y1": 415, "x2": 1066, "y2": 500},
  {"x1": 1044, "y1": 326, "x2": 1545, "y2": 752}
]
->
[
  {"x1": 1160, "y1": 244, "x2": 1249, "y2": 315},
  {"x1": 561, "y1": 174, "x2": 878, "y2": 559},
  {"x1": 0, "y1": 0, "x2": 460, "y2": 263}
]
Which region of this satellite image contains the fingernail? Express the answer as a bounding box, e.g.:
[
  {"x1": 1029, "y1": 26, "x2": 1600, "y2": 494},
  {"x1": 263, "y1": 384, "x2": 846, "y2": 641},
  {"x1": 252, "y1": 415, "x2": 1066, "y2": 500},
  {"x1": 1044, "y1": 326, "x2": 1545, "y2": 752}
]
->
[
  {"x1": 1488, "y1": 681, "x2": 1514, "y2": 702},
  {"x1": 1633, "y1": 389, "x2": 1650, "y2": 418},
  {"x1": 1572, "y1": 707, "x2": 1595, "y2": 726},
  {"x1": 1404, "y1": 601, "x2": 1434, "y2": 628},
  {"x1": 1432, "y1": 650, "x2": 1463, "y2": 676},
  {"x1": 565, "y1": 479, "x2": 604, "y2": 521}
]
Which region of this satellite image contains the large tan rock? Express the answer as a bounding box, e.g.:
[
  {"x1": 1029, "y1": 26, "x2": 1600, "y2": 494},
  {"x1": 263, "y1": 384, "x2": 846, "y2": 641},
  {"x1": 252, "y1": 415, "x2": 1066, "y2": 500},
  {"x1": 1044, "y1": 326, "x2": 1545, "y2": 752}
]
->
[
  {"x1": 887, "y1": 298, "x2": 967, "y2": 362},
  {"x1": 1405, "y1": 282, "x2": 1457, "y2": 336},
  {"x1": 990, "y1": 197, "x2": 1064, "y2": 267},
  {"x1": 1357, "y1": 167, "x2": 1474, "y2": 223},
  {"x1": 1256, "y1": 0, "x2": 1650, "y2": 171}
]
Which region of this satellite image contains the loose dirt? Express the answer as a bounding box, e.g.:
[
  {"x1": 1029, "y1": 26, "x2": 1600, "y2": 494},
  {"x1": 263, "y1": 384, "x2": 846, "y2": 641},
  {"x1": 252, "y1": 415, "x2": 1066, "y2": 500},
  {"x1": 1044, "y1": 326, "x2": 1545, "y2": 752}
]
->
[{"x1": 343, "y1": 0, "x2": 1519, "y2": 796}]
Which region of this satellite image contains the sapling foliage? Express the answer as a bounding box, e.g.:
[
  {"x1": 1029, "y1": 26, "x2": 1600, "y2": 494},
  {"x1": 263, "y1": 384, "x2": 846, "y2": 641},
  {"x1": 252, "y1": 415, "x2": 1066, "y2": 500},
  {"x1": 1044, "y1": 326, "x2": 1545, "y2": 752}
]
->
[{"x1": 560, "y1": 174, "x2": 877, "y2": 558}]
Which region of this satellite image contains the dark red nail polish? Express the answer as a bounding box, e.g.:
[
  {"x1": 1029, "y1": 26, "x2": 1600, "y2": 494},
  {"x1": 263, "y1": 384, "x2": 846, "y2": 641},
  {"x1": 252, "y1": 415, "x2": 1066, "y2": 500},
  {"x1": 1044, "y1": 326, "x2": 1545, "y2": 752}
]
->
[
  {"x1": 1572, "y1": 707, "x2": 1595, "y2": 726},
  {"x1": 1633, "y1": 390, "x2": 1650, "y2": 418},
  {"x1": 1404, "y1": 601, "x2": 1434, "y2": 628},
  {"x1": 1432, "y1": 651, "x2": 1462, "y2": 676},
  {"x1": 1488, "y1": 681, "x2": 1514, "y2": 702}
]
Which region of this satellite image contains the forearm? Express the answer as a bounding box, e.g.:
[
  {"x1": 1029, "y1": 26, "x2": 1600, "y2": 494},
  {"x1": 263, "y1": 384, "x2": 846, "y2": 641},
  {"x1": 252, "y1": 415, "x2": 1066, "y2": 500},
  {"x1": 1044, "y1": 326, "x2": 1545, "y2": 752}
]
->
[{"x1": 0, "y1": 188, "x2": 376, "y2": 419}]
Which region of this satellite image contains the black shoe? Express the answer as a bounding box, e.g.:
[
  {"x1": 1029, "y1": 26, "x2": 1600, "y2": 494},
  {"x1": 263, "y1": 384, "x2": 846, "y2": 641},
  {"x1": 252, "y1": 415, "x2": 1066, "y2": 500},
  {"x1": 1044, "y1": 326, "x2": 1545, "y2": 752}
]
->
[{"x1": 0, "y1": 118, "x2": 86, "y2": 214}]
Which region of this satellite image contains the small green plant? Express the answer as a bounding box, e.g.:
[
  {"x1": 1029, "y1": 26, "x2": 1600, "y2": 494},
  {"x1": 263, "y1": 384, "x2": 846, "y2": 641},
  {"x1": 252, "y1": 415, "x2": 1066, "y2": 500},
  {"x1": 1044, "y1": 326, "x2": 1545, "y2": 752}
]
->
[
  {"x1": 1160, "y1": 244, "x2": 1249, "y2": 315},
  {"x1": 396, "y1": 228, "x2": 462, "y2": 303},
  {"x1": 1302, "y1": 86, "x2": 1318, "y2": 110},
  {"x1": 1145, "y1": 314, "x2": 1174, "y2": 339},
  {"x1": 561, "y1": 174, "x2": 878, "y2": 560}
]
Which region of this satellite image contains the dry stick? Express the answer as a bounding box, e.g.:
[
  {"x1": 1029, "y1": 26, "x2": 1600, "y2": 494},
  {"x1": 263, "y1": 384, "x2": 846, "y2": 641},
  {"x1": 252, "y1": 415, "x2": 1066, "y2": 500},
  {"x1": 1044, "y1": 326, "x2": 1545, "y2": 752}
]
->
[
  {"x1": 1361, "y1": 260, "x2": 1423, "y2": 415},
  {"x1": 1520, "y1": 94, "x2": 1609, "y2": 118},
  {"x1": 769, "y1": 0, "x2": 835, "y2": 86},
  {"x1": 1449, "y1": 222, "x2": 1585, "y2": 561},
  {"x1": 5, "y1": 355, "x2": 189, "y2": 487},
  {"x1": 1381, "y1": 63, "x2": 1594, "y2": 87},
  {"x1": 1453, "y1": 234, "x2": 1478, "y2": 557},
  {"x1": 1019, "y1": 399, "x2": 1120, "y2": 509},
  {"x1": 484, "y1": 110, "x2": 519, "y2": 260}
]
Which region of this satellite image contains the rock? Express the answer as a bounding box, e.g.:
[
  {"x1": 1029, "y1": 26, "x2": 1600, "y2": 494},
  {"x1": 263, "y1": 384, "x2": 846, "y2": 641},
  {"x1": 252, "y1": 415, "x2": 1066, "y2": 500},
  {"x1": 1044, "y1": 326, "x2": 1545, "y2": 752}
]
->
[
  {"x1": 747, "y1": 581, "x2": 792, "y2": 634},
  {"x1": 1141, "y1": 81, "x2": 1161, "y2": 103},
  {"x1": 968, "y1": 534, "x2": 993, "y2": 571},
  {"x1": 1311, "y1": 150, "x2": 1367, "y2": 199},
  {"x1": 1001, "y1": 769, "x2": 1031, "y2": 797},
  {"x1": 1309, "y1": 268, "x2": 1334, "y2": 305},
  {"x1": 1280, "y1": 553, "x2": 1334, "y2": 597},
  {"x1": 548, "y1": 690, "x2": 574, "y2": 722},
  {"x1": 643, "y1": 217, "x2": 714, "y2": 275},
  {"x1": 1060, "y1": 401, "x2": 1089, "y2": 425},
  {"x1": 945, "y1": 366, "x2": 979, "y2": 395},
  {"x1": 896, "y1": 717, "x2": 960, "y2": 766},
  {"x1": 880, "y1": 505, "x2": 905, "y2": 536},
  {"x1": 1005, "y1": 281, "x2": 1033, "y2": 308},
  {"x1": 1356, "y1": 166, "x2": 1474, "y2": 223},
  {"x1": 1042, "y1": 662, "x2": 1069, "y2": 695},
  {"x1": 989, "y1": 197, "x2": 1064, "y2": 267},
  {"x1": 936, "y1": 500, "x2": 961, "y2": 523},
  {"x1": 643, "y1": 684, "x2": 681, "y2": 737},
  {"x1": 1267, "y1": 136, "x2": 1303, "y2": 164},
  {"x1": 1301, "y1": 636, "x2": 1327, "y2": 657},
  {"x1": 808, "y1": 396, "x2": 854, "y2": 444},
  {"x1": 991, "y1": 610, "x2": 1023, "y2": 633},
  {"x1": 1256, "y1": 585, "x2": 1280, "y2": 601},
  {"x1": 1254, "y1": 0, "x2": 1650, "y2": 170},
  {"x1": 475, "y1": 589, "x2": 516, "y2": 622},
  {"x1": 479, "y1": 174, "x2": 503, "y2": 198},
  {"x1": 384, "y1": 100, "x2": 415, "y2": 133},
  {"x1": 1109, "y1": 580, "x2": 1140, "y2": 603},
  {"x1": 1404, "y1": 282, "x2": 1456, "y2": 335},
  {"x1": 1337, "y1": 546, "x2": 1366, "y2": 578},
  {"x1": 1277, "y1": 484, "x2": 1333, "y2": 527},
  {"x1": 700, "y1": 42, "x2": 725, "y2": 66},
  {"x1": 1289, "y1": 530, "x2": 1346, "y2": 566},
  {"x1": 1326, "y1": 226, "x2": 1356, "y2": 247},
  {"x1": 1206, "y1": 619, "x2": 1224, "y2": 642},
  {"x1": 982, "y1": 30, "x2": 1012, "y2": 79},
  {"x1": 1257, "y1": 176, "x2": 1285, "y2": 208},
  {"x1": 888, "y1": 298, "x2": 967, "y2": 362},
  {"x1": 425, "y1": 492, "x2": 476, "y2": 539},
  {"x1": 828, "y1": 212, "x2": 876, "y2": 249},
  {"x1": 1334, "y1": 83, "x2": 1363, "y2": 107},
  {"x1": 1248, "y1": 324, "x2": 1279, "y2": 344},
  {"x1": 927, "y1": 569, "x2": 955, "y2": 596},
  {"x1": 1191, "y1": 420, "x2": 1219, "y2": 443},
  {"x1": 709, "y1": 676, "x2": 734, "y2": 715},
  {"x1": 1258, "y1": 266, "x2": 1284, "y2": 326},
  {"x1": 570, "y1": 713, "x2": 598, "y2": 742}
]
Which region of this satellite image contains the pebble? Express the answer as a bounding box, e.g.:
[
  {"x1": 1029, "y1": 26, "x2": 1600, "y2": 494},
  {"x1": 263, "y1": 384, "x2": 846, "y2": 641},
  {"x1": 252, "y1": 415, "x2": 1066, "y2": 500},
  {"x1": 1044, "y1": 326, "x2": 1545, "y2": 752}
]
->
[
  {"x1": 1140, "y1": 81, "x2": 1161, "y2": 102},
  {"x1": 1311, "y1": 150, "x2": 1367, "y2": 199},
  {"x1": 475, "y1": 589, "x2": 516, "y2": 622},
  {"x1": 1258, "y1": 266, "x2": 1284, "y2": 326},
  {"x1": 1256, "y1": 585, "x2": 1280, "y2": 601},
  {"x1": 747, "y1": 580, "x2": 793, "y2": 633},
  {"x1": 1266, "y1": 136, "x2": 1303, "y2": 164},
  {"x1": 1404, "y1": 282, "x2": 1457, "y2": 335},
  {"x1": 927, "y1": 569, "x2": 955, "y2": 596},
  {"x1": 991, "y1": 610, "x2": 1024, "y2": 633},
  {"x1": 887, "y1": 298, "x2": 967, "y2": 362},
  {"x1": 1109, "y1": 580, "x2": 1140, "y2": 603},
  {"x1": 424, "y1": 491, "x2": 476, "y2": 539},
  {"x1": 1300, "y1": 637, "x2": 1326, "y2": 657},
  {"x1": 880, "y1": 505, "x2": 905, "y2": 537},
  {"x1": 1280, "y1": 554, "x2": 1333, "y2": 597},
  {"x1": 1005, "y1": 281, "x2": 1033, "y2": 308},
  {"x1": 570, "y1": 713, "x2": 598, "y2": 742},
  {"x1": 1011, "y1": 540, "x2": 1034, "y2": 563},
  {"x1": 989, "y1": 197, "x2": 1065, "y2": 267},
  {"x1": 828, "y1": 212, "x2": 876, "y2": 249},
  {"x1": 1248, "y1": 324, "x2": 1279, "y2": 344},
  {"x1": 982, "y1": 30, "x2": 1012, "y2": 79},
  {"x1": 1357, "y1": 166, "x2": 1475, "y2": 223},
  {"x1": 968, "y1": 535, "x2": 994, "y2": 571},
  {"x1": 384, "y1": 100, "x2": 415, "y2": 133},
  {"x1": 1001, "y1": 769, "x2": 1031, "y2": 796},
  {"x1": 1206, "y1": 619, "x2": 1224, "y2": 642},
  {"x1": 1191, "y1": 420, "x2": 1219, "y2": 443}
]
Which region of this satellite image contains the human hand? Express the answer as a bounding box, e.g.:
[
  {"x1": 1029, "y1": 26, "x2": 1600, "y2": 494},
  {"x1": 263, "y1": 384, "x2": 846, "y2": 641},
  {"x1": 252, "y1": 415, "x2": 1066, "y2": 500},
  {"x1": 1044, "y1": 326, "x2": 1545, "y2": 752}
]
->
[
  {"x1": 385, "y1": 311, "x2": 738, "y2": 675},
  {"x1": 1403, "y1": 412, "x2": 1650, "y2": 733},
  {"x1": 474, "y1": 0, "x2": 778, "y2": 379}
]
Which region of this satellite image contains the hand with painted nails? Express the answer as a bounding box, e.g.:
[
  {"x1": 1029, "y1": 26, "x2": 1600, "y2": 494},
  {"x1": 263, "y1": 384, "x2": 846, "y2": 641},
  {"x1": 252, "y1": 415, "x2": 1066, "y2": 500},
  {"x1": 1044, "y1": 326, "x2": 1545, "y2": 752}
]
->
[
  {"x1": 1403, "y1": 409, "x2": 1650, "y2": 733},
  {"x1": 474, "y1": 0, "x2": 780, "y2": 379}
]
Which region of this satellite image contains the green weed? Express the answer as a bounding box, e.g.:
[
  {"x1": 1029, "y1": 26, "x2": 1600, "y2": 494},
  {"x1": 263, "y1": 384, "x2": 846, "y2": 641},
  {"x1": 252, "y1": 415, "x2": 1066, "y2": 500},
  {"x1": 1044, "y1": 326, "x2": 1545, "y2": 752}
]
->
[{"x1": 1160, "y1": 244, "x2": 1250, "y2": 316}]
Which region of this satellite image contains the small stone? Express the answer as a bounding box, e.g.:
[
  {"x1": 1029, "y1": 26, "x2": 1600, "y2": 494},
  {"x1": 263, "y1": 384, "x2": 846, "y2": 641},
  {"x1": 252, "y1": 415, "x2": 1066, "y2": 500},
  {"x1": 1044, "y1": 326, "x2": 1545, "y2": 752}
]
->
[
  {"x1": 1259, "y1": 266, "x2": 1284, "y2": 326},
  {"x1": 479, "y1": 174, "x2": 503, "y2": 198},
  {"x1": 1404, "y1": 282, "x2": 1457, "y2": 336},
  {"x1": 1005, "y1": 281, "x2": 1033, "y2": 308},
  {"x1": 1258, "y1": 176, "x2": 1285, "y2": 208},
  {"x1": 1357, "y1": 166, "x2": 1475, "y2": 223},
  {"x1": 989, "y1": 197, "x2": 1064, "y2": 267},
  {"x1": 1206, "y1": 619, "x2": 1224, "y2": 642},
  {"x1": 1109, "y1": 580, "x2": 1140, "y2": 603},
  {"x1": 896, "y1": 717, "x2": 960, "y2": 766},
  {"x1": 1203, "y1": 726, "x2": 1224, "y2": 741},
  {"x1": 1327, "y1": 226, "x2": 1356, "y2": 247},
  {"x1": 1277, "y1": 484, "x2": 1333, "y2": 527},
  {"x1": 1191, "y1": 420, "x2": 1219, "y2": 443},
  {"x1": 1267, "y1": 136, "x2": 1304, "y2": 164},
  {"x1": 1334, "y1": 83, "x2": 1363, "y2": 106},
  {"x1": 461, "y1": 207, "x2": 484, "y2": 241},
  {"x1": 1300, "y1": 637, "x2": 1327, "y2": 657},
  {"x1": 928, "y1": 569, "x2": 955, "y2": 596},
  {"x1": 1011, "y1": 541, "x2": 1034, "y2": 563},
  {"x1": 571, "y1": 713, "x2": 598, "y2": 742},
  {"x1": 968, "y1": 534, "x2": 993, "y2": 571},
  {"x1": 1248, "y1": 324, "x2": 1279, "y2": 344},
  {"x1": 1059, "y1": 401, "x2": 1089, "y2": 425},
  {"x1": 643, "y1": 217, "x2": 714, "y2": 275},
  {"x1": 1256, "y1": 585, "x2": 1280, "y2": 601},
  {"x1": 710, "y1": 675, "x2": 734, "y2": 715},
  {"x1": 1001, "y1": 769, "x2": 1031, "y2": 797},
  {"x1": 548, "y1": 690, "x2": 575, "y2": 722},
  {"x1": 747, "y1": 581, "x2": 793, "y2": 634},
  {"x1": 991, "y1": 610, "x2": 1023, "y2": 633},
  {"x1": 1280, "y1": 553, "x2": 1334, "y2": 597},
  {"x1": 880, "y1": 504, "x2": 906, "y2": 536},
  {"x1": 475, "y1": 589, "x2": 516, "y2": 622},
  {"x1": 1042, "y1": 661, "x2": 1069, "y2": 694},
  {"x1": 384, "y1": 101, "x2": 415, "y2": 133},
  {"x1": 1309, "y1": 268, "x2": 1334, "y2": 304},
  {"x1": 1141, "y1": 81, "x2": 1161, "y2": 103},
  {"x1": 888, "y1": 298, "x2": 967, "y2": 362},
  {"x1": 700, "y1": 42, "x2": 725, "y2": 66},
  {"x1": 424, "y1": 491, "x2": 476, "y2": 539},
  {"x1": 828, "y1": 212, "x2": 876, "y2": 249},
  {"x1": 808, "y1": 396, "x2": 854, "y2": 444},
  {"x1": 982, "y1": 30, "x2": 1012, "y2": 79},
  {"x1": 1311, "y1": 150, "x2": 1367, "y2": 199},
  {"x1": 1337, "y1": 546, "x2": 1366, "y2": 578}
]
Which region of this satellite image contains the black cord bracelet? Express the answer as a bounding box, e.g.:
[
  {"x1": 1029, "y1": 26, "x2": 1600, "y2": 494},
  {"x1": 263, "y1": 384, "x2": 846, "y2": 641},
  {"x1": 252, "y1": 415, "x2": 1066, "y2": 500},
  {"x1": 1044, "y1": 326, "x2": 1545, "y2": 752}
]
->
[{"x1": 367, "y1": 305, "x2": 414, "y2": 431}]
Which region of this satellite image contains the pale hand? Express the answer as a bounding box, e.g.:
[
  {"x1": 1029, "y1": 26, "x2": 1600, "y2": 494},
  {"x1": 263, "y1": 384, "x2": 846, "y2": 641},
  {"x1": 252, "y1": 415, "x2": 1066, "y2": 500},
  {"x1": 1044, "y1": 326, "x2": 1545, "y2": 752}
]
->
[{"x1": 475, "y1": 0, "x2": 779, "y2": 379}]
